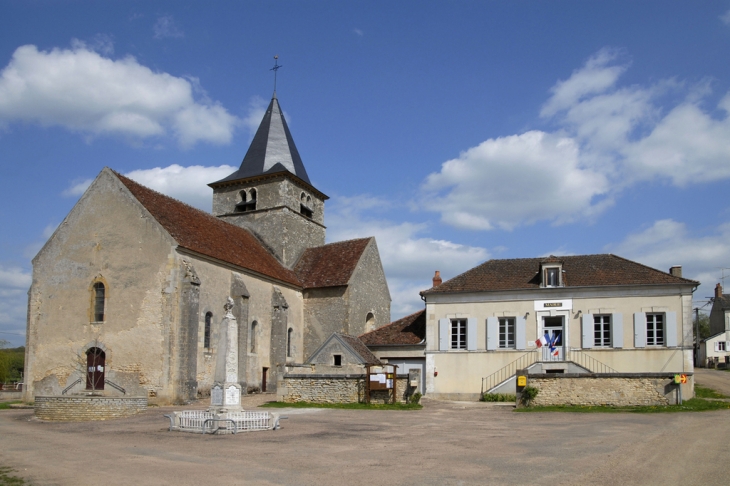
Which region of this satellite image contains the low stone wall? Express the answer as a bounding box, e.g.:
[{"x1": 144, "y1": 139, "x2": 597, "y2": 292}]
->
[
  {"x1": 527, "y1": 373, "x2": 681, "y2": 407},
  {"x1": 35, "y1": 396, "x2": 148, "y2": 421},
  {"x1": 278, "y1": 374, "x2": 411, "y2": 404}
]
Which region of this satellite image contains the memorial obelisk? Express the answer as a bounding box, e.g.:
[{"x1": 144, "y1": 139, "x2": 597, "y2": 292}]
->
[{"x1": 210, "y1": 297, "x2": 242, "y2": 412}]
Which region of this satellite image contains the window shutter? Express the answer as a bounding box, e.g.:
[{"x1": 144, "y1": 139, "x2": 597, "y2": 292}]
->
[
  {"x1": 439, "y1": 318, "x2": 449, "y2": 351},
  {"x1": 715, "y1": 342, "x2": 720, "y2": 352},
  {"x1": 726, "y1": 341, "x2": 730, "y2": 351},
  {"x1": 612, "y1": 313, "x2": 623, "y2": 348},
  {"x1": 467, "y1": 318, "x2": 477, "y2": 351},
  {"x1": 665, "y1": 312, "x2": 677, "y2": 347},
  {"x1": 515, "y1": 316, "x2": 526, "y2": 350},
  {"x1": 581, "y1": 314, "x2": 593, "y2": 349},
  {"x1": 634, "y1": 313, "x2": 646, "y2": 348},
  {"x1": 486, "y1": 317, "x2": 498, "y2": 351}
]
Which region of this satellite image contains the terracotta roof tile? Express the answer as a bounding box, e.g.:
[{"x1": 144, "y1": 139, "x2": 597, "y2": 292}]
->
[
  {"x1": 337, "y1": 334, "x2": 381, "y2": 365},
  {"x1": 294, "y1": 238, "x2": 371, "y2": 288},
  {"x1": 115, "y1": 171, "x2": 301, "y2": 287},
  {"x1": 359, "y1": 310, "x2": 426, "y2": 346},
  {"x1": 422, "y1": 254, "x2": 698, "y2": 295}
]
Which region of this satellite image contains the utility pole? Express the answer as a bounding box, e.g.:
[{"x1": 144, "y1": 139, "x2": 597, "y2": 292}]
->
[{"x1": 695, "y1": 307, "x2": 700, "y2": 366}]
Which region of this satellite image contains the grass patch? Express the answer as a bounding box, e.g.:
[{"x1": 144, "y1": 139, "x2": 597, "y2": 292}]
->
[
  {"x1": 516, "y1": 398, "x2": 730, "y2": 413},
  {"x1": 695, "y1": 384, "x2": 728, "y2": 399},
  {"x1": 260, "y1": 401, "x2": 422, "y2": 410},
  {"x1": 0, "y1": 466, "x2": 27, "y2": 485},
  {"x1": 0, "y1": 401, "x2": 22, "y2": 410}
]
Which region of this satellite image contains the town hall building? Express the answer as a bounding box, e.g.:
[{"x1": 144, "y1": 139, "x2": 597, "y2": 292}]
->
[{"x1": 23, "y1": 93, "x2": 391, "y2": 405}]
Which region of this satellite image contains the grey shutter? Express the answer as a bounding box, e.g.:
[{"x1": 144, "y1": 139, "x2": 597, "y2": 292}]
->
[
  {"x1": 486, "y1": 317, "x2": 498, "y2": 351},
  {"x1": 726, "y1": 341, "x2": 730, "y2": 350},
  {"x1": 581, "y1": 314, "x2": 593, "y2": 349},
  {"x1": 515, "y1": 316, "x2": 526, "y2": 350},
  {"x1": 634, "y1": 313, "x2": 646, "y2": 348},
  {"x1": 439, "y1": 318, "x2": 449, "y2": 351},
  {"x1": 715, "y1": 342, "x2": 720, "y2": 352},
  {"x1": 612, "y1": 313, "x2": 623, "y2": 348},
  {"x1": 665, "y1": 312, "x2": 677, "y2": 347},
  {"x1": 467, "y1": 317, "x2": 477, "y2": 351}
]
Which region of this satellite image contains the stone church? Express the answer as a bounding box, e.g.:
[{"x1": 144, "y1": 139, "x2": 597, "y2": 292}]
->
[{"x1": 23, "y1": 93, "x2": 391, "y2": 405}]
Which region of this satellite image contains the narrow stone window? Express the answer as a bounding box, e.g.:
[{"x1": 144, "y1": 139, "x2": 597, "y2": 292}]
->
[
  {"x1": 333, "y1": 354, "x2": 342, "y2": 366},
  {"x1": 287, "y1": 327, "x2": 293, "y2": 358},
  {"x1": 250, "y1": 321, "x2": 257, "y2": 353},
  {"x1": 300, "y1": 192, "x2": 313, "y2": 218},
  {"x1": 204, "y1": 312, "x2": 212, "y2": 349},
  {"x1": 92, "y1": 282, "x2": 105, "y2": 322},
  {"x1": 366, "y1": 312, "x2": 375, "y2": 332}
]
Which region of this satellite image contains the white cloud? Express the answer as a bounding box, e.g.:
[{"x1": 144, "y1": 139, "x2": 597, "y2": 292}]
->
[
  {"x1": 721, "y1": 9, "x2": 730, "y2": 26},
  {"x1": 326, "y1": 195, "x2": 489, "y2": 319},
  {"x1": 0, "y1": 266, "x2": 31, "y2": 289},
  {"x1": 609, "y1": 219, "x2": 730, "y2": 304},
  {"x1": 124, "y1": 164, "x2": 236, "y2": 211},
  {"x1": 422, "y1": 131, "x2": 611, "y2": 230},
  {"x1": 242, "y1": 96, "x2": 268, "y2": 135},
  {"x1": 62, "y1": 178, "x2": 93, "y2": 197},
  {"x1": 153, "y1": 15, "x2": 184, "y2": 39},
  {"x1": 353, "y1": 28, "x2": 364, "y2": 37},
  {"x1": 423, "y1": 48, "x2": 730, "y2": 230},
  {"x1": 0, "y1": 44, "x2": 238, "y2": 147}
]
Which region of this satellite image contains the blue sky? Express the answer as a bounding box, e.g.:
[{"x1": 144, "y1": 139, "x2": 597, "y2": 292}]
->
[{"x1": 2, "y1": 1, "x2": 730, "y2": 347}]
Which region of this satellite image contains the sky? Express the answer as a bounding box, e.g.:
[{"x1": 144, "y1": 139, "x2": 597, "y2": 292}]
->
[{"x1": 2, "y1": 1, "x2": 730, "y2": 347}]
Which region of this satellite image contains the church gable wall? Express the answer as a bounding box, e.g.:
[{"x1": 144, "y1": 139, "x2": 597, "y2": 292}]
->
[
  {"x1": 345, "y1": 239, "x2": 392, "y2": 337},
  {"x1": 25, "y1": 170, "x2": 178, "y2": 403},
  {"x1": 302, "y1": 286, "x2": 349, "y2": 359}
]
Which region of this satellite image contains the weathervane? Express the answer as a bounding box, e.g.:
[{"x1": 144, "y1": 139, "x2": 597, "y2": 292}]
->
[{"x1": 271, "y1": 55, "x2": 282, "y2": 93}]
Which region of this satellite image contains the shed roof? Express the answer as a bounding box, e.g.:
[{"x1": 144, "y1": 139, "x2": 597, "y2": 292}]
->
[
  {"x1": 294, "y1": 238, "x2": 371, "y2": 289},
  {"x1": 115, "y1": 170, "x2": 301, "y2": 286},
  {"x1": 359, "y1": 310, "x2": 426, "y2": 346},
  {"x1": 422, "y1": 254, "x2": 698, "y2": 295}
]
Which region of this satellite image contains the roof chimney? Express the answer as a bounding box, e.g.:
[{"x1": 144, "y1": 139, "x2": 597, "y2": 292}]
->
[
  {"x1": 669, "y1": 266, "x2": 682, "y2": 278},
  {"x1": 433, "y1": 270, "x2": 442, "y2": 288},
  {"x1": 717, "y1": 283, "x2": 724, "y2": 299}
]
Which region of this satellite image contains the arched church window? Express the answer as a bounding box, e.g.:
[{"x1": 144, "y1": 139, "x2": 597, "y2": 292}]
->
[
  {"x1": 92, "y1": 282, "x2": 105, "y2": 322},
  {"x1": 250, "y1": 321, "x2": 258, "y2": 353},
  {"x1": 235, "y1": 189, "x2": 257, "y2": 213},
  {"x1": 204, "y1": 312, "x2": 212, "y2": 349},
  {"x1": 287, "y1": 327, "x2": 293, "y2": 358},
  {"x1": 366, "y1": 312, "x2": 375, "y2": 333},
  {"x1": 299, "y1": 192, "x2": 313, "y2": 218}
]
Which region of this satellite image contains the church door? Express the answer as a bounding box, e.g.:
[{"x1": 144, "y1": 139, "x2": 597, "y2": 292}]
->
[
  {"x1": 262, "y1": 367, "x2": 268, "y2": 392},
  {"x1": 86, "y1": 348, "x2": 105, "y2": 390}
]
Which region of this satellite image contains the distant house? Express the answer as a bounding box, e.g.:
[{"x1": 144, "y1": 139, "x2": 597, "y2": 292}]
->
[
  {"x1": 419, "y1": 254, "x2": 698, "y2": 400},
  {"x1": 360, "y1": 309, "x2": 426, "y2": 391},
  {"x1": 704, "y1": 284, "x2": 730, "y2": 367},
  {"x1": 699, "y1": 332, "x2": 730, "y2": 368}
]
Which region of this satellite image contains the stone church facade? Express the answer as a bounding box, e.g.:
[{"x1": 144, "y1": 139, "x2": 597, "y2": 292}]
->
[{"x1": 23, "y1": 94, "x2": 391, "y2": 405}]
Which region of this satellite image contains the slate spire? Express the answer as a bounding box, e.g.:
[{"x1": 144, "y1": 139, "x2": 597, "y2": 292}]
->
[{"x1": 213, "y1": 94, "x2": 311, "y2": 185}]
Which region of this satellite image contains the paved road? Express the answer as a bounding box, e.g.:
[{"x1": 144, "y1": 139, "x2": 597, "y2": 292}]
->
[
  {"x1": 694, "y1": 368, "x2": 730, "y2": 396},
  {"x1": 1, "y1": 396, "x2": 728, "y2": 486}
]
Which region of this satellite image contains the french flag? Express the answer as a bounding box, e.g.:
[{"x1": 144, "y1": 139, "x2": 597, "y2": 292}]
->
[{"x1": 535, "y1": 333, "x2": 549, "y2": 348}]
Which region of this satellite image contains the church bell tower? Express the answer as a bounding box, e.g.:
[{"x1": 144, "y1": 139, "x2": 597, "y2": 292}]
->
[{"x1": 209, "y1": 92, "x2": 328, "y2": 268}]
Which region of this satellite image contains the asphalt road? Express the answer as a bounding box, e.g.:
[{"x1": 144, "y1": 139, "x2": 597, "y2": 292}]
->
[
  {"x1": 1, "y1": 394, "x2": 728, "y2": 486},
  {"x1": 694, "y1": 368, "x2": 730, "y2": 396}
]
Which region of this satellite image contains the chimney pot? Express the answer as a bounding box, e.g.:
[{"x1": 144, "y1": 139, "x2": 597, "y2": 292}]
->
[
  {"x1": 433, "y1": 270, "x2": 442, "y2": 287},
  {"x1": 717, "y1": 283, "x2": 723, "y2": 299},
  {"x1": 669, "y1": 266, "x2": 682, "y2": 278}
]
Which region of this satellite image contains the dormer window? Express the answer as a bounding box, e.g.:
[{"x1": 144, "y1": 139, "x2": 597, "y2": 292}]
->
[
  {"x1": 541, "y1": 261, "x2": 563, "y2": 288},
  {"x1": 235, "y1": 188, "x2": 257, "y2": 213},
  {"x1": 300, "y1": 192, "x2": 313, "y2": 218}
]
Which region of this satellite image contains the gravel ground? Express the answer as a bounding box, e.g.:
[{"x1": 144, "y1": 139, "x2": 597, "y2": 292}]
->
[
  {"x1": 694, "y1": 368, "x2": 730, "y2": 396},
  {"x1": 1, "y1": 392, "x2": 729, "y2": 485}
]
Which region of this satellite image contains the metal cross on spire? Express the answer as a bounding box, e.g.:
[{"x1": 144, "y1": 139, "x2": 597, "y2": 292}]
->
[{"x1": 270, "y1": 55, "x2": 282, "y2": 95}]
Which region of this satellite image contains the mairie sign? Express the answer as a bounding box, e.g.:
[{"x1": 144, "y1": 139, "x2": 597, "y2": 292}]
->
[{"x1": 534, "y1": 299, "x2": 573, "y2": 311}]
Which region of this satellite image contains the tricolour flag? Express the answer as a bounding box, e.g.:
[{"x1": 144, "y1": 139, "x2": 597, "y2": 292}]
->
[{"x1": 535, "y1": 333, "x2": 549, "y2": 348}]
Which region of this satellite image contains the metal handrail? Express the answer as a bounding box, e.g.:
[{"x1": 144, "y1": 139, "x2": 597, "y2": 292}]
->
[
  {"x1": 565, "y1": 348, "x2": 617, "y2": 374},
  {"x1": 61, "y1": 378, "x2": 82, "y2": 395},
  {"x1": 481, "y1": 350, "x2": 539, "y2": 394},
  {"x1": 104, "y1": 379, "x2": 126, "y2": 395}
]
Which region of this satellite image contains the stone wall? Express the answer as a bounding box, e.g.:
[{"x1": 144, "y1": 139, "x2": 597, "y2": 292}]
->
[
  {"x1": 35, "y1": 396, "x2": 148, "y2": 421},
  {"x1": 278, "y1": 374, "x2": 412, "y2": 404},
  {"x1": 527, "y1": 373, "x2": 679, "y2": 407}
]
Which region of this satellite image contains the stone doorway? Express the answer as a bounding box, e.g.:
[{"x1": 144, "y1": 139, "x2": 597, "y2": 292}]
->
[{"x1": 86, "y1": 347, "x2": 105, "y2": 390}]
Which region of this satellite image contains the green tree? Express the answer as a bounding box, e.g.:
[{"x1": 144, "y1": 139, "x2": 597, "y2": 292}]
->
[{"x1": 694, "y1": 312, "x2": 711, "y2": 344}]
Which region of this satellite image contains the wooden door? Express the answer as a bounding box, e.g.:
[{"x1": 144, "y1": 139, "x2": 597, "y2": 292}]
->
[
  {"x1": 86, "y1": 348, "x2": 105, "y2": 390},
  {"x1": 261, "y1": 367, "x2": 268, "y2": 392}
]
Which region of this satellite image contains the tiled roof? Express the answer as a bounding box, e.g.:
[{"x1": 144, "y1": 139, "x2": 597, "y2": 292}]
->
[
  {"x1": 715, "y1": 295, "x2": 730, "y2": 310},
  {"x1": 115, "y1": 171, "x2": 301, "y2": 286},
  {"x1": 294, "y1": 238, "x2": 371, "y2": 289},
  {"x1": 338, "y1": 334, "x2": 381, "y2": 365},
  {"x1": 422, "y1": 254, "x2": 698, "y2": 295},
  {"x1": 359, "y1": 310, "x2": 426, "y2": 346}
]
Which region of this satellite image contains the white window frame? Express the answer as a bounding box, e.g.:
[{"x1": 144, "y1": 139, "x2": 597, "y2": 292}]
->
[
  {"x1": 593, "y1": 314, "x2": 611, "y2": 347},
  {"x1": 646, "y1": 313, "x2": 665, "y2": 346},
  {"x1": 451, "y1": 319, "x2": 467, "y2": 350},
  {"x1": 498, "y1": 317, "x2": 515, "y2": 349}
]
